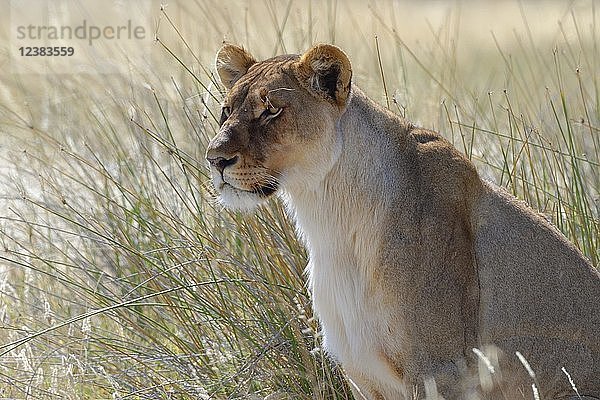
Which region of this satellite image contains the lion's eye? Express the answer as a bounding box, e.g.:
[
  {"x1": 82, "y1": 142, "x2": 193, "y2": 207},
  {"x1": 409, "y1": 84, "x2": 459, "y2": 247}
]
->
[
  {"x1": 261, "y1": 106, "x2": 283, "y2": 121},
  {"x1": 219, "y1": 106, "x2": 231, "y2": 126}
]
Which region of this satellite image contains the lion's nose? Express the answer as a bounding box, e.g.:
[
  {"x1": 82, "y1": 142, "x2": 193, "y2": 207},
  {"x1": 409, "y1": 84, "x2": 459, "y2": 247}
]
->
[{"x1": 207, "y1": 155, "x2": 239, "y2": 174}]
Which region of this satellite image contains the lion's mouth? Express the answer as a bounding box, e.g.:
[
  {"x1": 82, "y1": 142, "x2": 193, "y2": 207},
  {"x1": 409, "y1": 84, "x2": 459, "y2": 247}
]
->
[
  {"x1": 213, "y1": 172, "x2": 280, "y2": 210},
  {"x1": 222, "y1": 181, "x2": 279, "y2": 198},
  {"x1": 248, "y1": 182, "x2": 278, "y2": 197}
]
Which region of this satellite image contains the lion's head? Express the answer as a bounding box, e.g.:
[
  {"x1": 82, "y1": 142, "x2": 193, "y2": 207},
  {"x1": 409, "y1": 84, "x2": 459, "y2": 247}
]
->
[{"x1": 206, "y1": 44, "x2": 352, "y2": 211}]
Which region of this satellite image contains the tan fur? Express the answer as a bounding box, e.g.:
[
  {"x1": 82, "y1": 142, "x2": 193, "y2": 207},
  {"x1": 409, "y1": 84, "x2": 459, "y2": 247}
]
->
[{"x1": 206, "y1": 43, "x2": 600, "y2": 399}]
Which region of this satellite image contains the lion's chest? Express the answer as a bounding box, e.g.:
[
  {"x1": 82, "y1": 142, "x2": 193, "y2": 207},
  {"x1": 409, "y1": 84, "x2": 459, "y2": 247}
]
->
[
  {"x1": 287, "y1": 191, "x2": 407, "y2": 393},
  {"x1": 310, "y1": 259, "x2": 378, "y2": 356},
  {"x1": 307, "y1": 249, "x2": 406, "y2": 392}
]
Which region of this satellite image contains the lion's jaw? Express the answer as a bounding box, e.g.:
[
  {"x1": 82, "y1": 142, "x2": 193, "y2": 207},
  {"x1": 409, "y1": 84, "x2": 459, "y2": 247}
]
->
[{"x1": 212, "y1": 178, "x2": 275, "y2": 212}]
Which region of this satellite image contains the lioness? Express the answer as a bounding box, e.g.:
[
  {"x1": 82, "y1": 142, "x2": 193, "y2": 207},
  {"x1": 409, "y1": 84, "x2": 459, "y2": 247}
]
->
[{"x1": 206, "y1": 43, "x2": 600, "y2": 399}]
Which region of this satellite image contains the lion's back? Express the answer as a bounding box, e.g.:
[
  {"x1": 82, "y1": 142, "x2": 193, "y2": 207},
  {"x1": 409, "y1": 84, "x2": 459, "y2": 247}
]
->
[{"x1": 471, "y1": 181, "x2": 600, "y2": 396}]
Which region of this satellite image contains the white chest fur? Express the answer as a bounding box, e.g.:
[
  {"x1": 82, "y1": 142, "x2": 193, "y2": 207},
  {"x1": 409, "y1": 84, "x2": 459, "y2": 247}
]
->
[
  {"x1": 307, "y1": 241, "x2": 407, "y2": 392},
  {"x1": 283, "y1": 190, "x2": 406, "y2": 394}
]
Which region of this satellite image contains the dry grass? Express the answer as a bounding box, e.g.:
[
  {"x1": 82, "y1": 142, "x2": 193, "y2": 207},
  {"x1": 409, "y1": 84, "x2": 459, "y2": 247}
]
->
[{"x1": 0, "y1": 0, "x2": 598, "y2": 398}]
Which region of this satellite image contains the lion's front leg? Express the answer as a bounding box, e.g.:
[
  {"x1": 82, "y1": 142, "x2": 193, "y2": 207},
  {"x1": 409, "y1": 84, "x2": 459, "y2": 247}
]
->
[
  {"x1": 402, "y1": 357, "x2": 466, "y2": 400},
  {"x1": 344, "y1": 369, "x2": 386, "y2": 400}
]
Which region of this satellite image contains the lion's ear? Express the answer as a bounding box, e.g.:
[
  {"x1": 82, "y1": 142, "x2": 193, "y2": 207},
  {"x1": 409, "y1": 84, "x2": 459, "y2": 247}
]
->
[
  {"x1": 215, "y1": 43, "x2": 257, "y2": 90},
  {"x1": 293, "y1": 44, "x2": 352, "y2": 107}
]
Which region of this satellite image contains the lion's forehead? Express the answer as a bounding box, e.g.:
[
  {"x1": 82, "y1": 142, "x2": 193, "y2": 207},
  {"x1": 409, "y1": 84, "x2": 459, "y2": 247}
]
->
[{"x1": 227, "y1": 55, "x2": 300, "y2": 105}]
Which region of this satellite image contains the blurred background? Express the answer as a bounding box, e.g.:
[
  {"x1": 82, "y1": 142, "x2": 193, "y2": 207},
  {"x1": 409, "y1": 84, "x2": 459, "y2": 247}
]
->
[{"x1": 0, "y1": 1, "x2": 598, "y2": 398}]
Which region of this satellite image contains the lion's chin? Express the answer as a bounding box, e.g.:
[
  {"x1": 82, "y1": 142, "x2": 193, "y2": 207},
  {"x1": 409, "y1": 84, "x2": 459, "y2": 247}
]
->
[{"x1": 218, "y1": 183, "x2": 277, "y2": 212}]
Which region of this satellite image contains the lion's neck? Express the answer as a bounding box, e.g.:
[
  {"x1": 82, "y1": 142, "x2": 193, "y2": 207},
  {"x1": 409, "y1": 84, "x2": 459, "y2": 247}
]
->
[
  {"x1": 281, "y1": 88, "x2": 412, "y2": 365},
  {"x1": 282, "y1": 87, "x2": 411, "y2": 275}
]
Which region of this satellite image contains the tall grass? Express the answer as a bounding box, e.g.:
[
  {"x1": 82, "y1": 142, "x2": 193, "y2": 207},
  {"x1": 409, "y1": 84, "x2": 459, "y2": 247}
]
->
[{"x1": 0, "y1": 1, "x2": 598, "y2": 398}]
